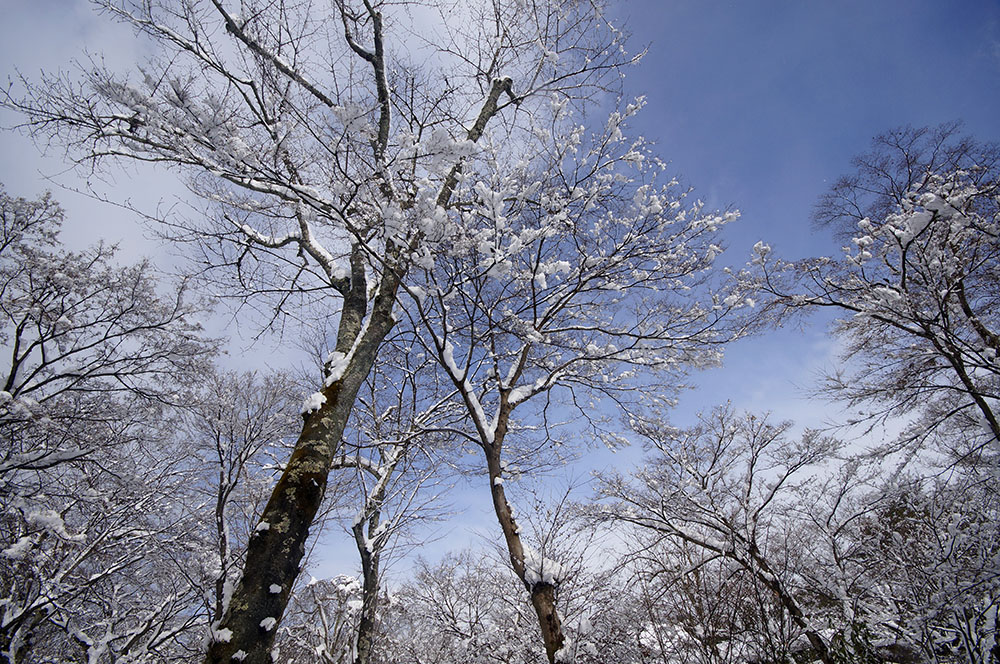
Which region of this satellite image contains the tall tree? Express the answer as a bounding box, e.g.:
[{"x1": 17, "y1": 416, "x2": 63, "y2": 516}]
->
[
  {"x1": 401, "y1": 97, "x2": 748, "y2": 659},
  {"x1": 744, "y1": 123, "x2": 1000, "y2": 456},
  {"x1": 4, "y1": 1, "x2": 636, "y2": 660}
]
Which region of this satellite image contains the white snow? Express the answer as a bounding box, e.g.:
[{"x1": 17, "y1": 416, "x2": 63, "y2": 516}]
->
[
  {"x1": 232, "y1": 651, "x2": 247, "y2": 661},
  {"x1": 27, "y1": 508, "x2": 83, "y2": 541},
  {"x1": 2, "y1": 536, "x2": 34, "y2": 559},
  {"x1": 212, "y1": 628, "x2": 233, "y2": 643},
  {"x1": 300, "y1": 391, "x2": 326, "y2": 415},
  {"x1": 269, "y1": 584, "x2": 282, "y2": 594},
  {"x1": 325, "y1": 351, "x2": 349, "y2": 384},
  {"x1": 254, "y1": 521, "x2": 270, "y2": 533},
  {"x1": 522, "y1": 546, "x2": 565, "y2": 587},
  {"x1": 259, "y1": 616, "x2": 277, "y2": 631}
]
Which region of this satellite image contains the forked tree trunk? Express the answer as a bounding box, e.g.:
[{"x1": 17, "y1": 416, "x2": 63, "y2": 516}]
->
[{"x1": 204, "y1": 70, "x2": 511, "y2": 664}]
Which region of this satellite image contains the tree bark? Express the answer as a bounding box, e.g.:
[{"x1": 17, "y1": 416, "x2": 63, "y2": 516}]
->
[
  {"x1": 205, "y1": 259, "x2": 402, "y2": 664},
  {"x1": 484, "y1": 405, "x2": 565, "y2": 664}
]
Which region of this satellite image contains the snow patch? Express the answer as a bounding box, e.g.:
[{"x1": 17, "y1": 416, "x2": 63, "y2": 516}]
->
[
  {"x1": 269, "y1": 584, "x2": 282, "y2": 594},
  {"x1": 259, "y1": 617, "x2": 277, "y2": 631},
  {"x1": 325, "y1": 351, "x2": 349, "y2": 384},
  {"x1": 522, "y1": 547, "x2": 565, "y2": 587},
  {"x1": 27, "y1": 509, "x2": 83, "y2": 541},
  {"x1": 2, "y1": 536, "x2": 34, "y2": 559},
  {"x1": 301, "y1": 391, "x2": 326, "y2": 415}
]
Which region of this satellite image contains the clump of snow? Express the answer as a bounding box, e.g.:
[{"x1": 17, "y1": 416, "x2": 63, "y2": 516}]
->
[
  {"x1": 232, "y1": 651, "x2": 247, "y2": 661},
  {"x1": 212, "y1": 628, "x2": 233, "y2": 643},
  {"x1": 27, "y1": 509, "x2": 83, "y2": 541},
  {"x1": 2, "y1": 536, "x2": 34, "y2": 559},
  {"x1": 254, "y1": 521, "x2": 270, "y2": 533},
  {"x1": 751, "y1": 240, "x2": 771, "y2": 264},
  {"x1": 334, "y1": 575, "x2": 362, "y2": 595},
  {"x1": 260, "y1": 616, "x2": 277, "y2": 631},
  {"x1": 325, "y1": 351, "x2": 349, "y2": 384},
  {"x1": 269, "y1": 584, "x2": 282, "y2": 594},
  {"x1": 555, "y1": 639, "x2": 575, "y2": 663},
  {"x1": 301, "y1": 391, "x2": 326, "y2": 415},
  {"x1": 522, "y1": 547, "x2": 565, "y2": 587}
]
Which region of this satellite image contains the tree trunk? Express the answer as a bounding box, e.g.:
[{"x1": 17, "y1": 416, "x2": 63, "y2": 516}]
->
[
  {"x1": 205, "y1": 262, "x2": 401, "y2": 664},
  {"x1": 484, "y1": 408, "x2": 565, "y2": 663},
  {"x1": 353, "y1": 509, "x2": 382, "y2": 664}
]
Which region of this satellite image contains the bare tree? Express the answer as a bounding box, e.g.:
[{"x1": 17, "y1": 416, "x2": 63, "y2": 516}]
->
[
  {"x1": 0, "y1": 188, "x2": 218, "y2": 664},
  {"x1": 181, "y1": 370, "x2": 301, "y2": 628},
  {"x1": 746, "y1": 123, "x2": 1000, "y2": 457},
  {"x1": 598, "y1": 407, "x2": 843, "y2": 664},
  {"x1": 0, "y1": 187, "x2": 213, "y2": 440},
  {"x1": 4, "y1": 0, "x2": 639, "y2": 660},
  {"x1": 399, "y1": 96, "x2": 749, "y2": 659}
]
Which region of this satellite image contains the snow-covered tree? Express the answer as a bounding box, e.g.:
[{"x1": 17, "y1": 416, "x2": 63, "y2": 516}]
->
[
  {"x1": 399, "y1": 95, "x2": 749, "y2": 660},
  {"x1": 745, "y1": 123, "x2": 1000, "y2": 459},
  {"x1": 181, "y1": 370, "x2": 301, "y2": 629},
  {"x1": 0, "y1": 188, "x2": 217, "y2": 663},
  {"x1": 386, "y1": 550, "x2": 547, "y2": 664},
  {"x1": 0, "y1": 186, "x2": 213, "y2": 445},
  {"x1": 726, "y1": 125, "x2": 1000, "y2": 661},
  {"x1": 4, "y1": 1, "x2": 640, "y2": 660},
  {"x1": 598, "y1": 407, "x2": 846, "y2": 663},
  {"x1": 326, "y1": 332, "x2": 460, "y2": 664},
  {"x1": 599, "y1": 401, "x2": 1000, "y2": 663},
  {"x1": 276, "y1": 574, "x2": 370, "y2": 664}
]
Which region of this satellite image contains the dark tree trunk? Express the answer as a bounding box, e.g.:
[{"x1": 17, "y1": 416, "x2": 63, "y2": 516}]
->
[
  {"x1": 484, "y1": 405, "x2": 566, "y2": 664},
  {"x1": 204, "y1": 262, "x2": 401, "y2": 664}
]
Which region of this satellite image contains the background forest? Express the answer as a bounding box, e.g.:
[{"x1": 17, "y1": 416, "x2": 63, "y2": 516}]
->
[{"x1": 0, "y1": 1, "x2": 998, "y2": 663}]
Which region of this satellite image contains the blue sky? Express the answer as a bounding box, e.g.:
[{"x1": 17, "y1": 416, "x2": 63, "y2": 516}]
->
[
  {"x1": 2, "y1": 0, "x2": 999, "y2": 576},
  {"x1": 606, "y1": 0, "x2": 1000, "y2": 426}
]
